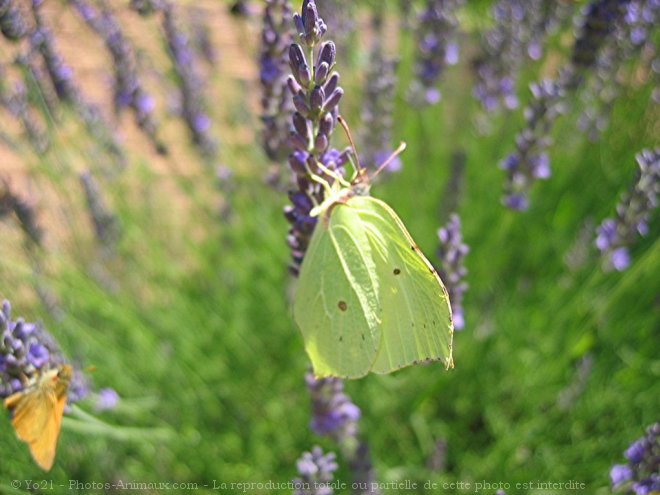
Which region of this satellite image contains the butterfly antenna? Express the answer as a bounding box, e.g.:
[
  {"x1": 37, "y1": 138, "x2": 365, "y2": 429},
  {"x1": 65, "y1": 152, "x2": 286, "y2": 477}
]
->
[
  {"x1": 373, "y1": 142, "x2": 407, "y2": 179},
  {"x1": 337, "y1": 115, "x2": 365, "y2": 180}
]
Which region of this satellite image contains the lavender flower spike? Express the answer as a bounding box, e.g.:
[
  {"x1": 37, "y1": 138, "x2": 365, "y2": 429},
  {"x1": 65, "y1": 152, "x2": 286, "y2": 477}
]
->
[
  {"x1": 162, "y1": 3, "x2": 218, "y2": 159},
  {"x1": 286, "y1": 5, "x2": 379, "y2": 492},
  {"x1": 292, "y1": 446, "x2": 338, "y2": 495},
  {"x1": 409, "y1": 0, "x2": 464, "y2": 106},
  {"x1": 436, "y1": 214, "x2": 468, "y2": 330},
  {"x1": 359, "y1": 15, "x2": 400, "y2": 174},
  {"x1": 0, "y1": 300, "x2": 88, "y2": 403},
  {"x1": 306, "y1": 372, "x2": 360, "y2": 443},
  {"x1": 500, "y1": 80, "x2": 565, "y2": 210},
  {"x1": 595, "y1": 148, "x2": 660, "y2": 271},
  {"x1": 610, "y1": 421, "x2": 659, "y2": 494},
  {"x1": 284, "y1": 0, "x2": 349, "y2": 275},
  {"x1": 260, "y1": 0, "x2": 294, "y2": 164}
]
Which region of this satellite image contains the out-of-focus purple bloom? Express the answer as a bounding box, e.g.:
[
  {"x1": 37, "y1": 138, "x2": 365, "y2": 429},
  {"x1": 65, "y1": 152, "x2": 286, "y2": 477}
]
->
[
  {"x1": 359, "y1": 16, "x2": 400, "y2": 175},
  {"x1": 612, "y1": 464, "x2": 634, "y2": 486},
  {"x1": 162, "y1": 3, "x2": 218, "y2": 159},
  {"x1": 610, "y1": 422, "x2": 660, "y2": 494},
  {"x1": 578, "y1": 0, "x2": 659, "y2": 141},
  {"x1": 0, "y1": 300, "x2": 88, "y2": 404},
  {"x1": 260, "y1": 0, "x2": 294, "y2": 164},
  {"x1": 95, "y1": 388, "x2": 119, "y2": 411},
  {"x1": 70, "y1": 0, "x2": 166, "y2": 154},
  {"x1": 305, "y1": 372, "x2": 360, "y2": 441},
  {"x1": 409, "y1": 0, "x2": 463, "y2": 106},
  {"x1": 595, "y1": 148, "x2": 659, "y2": 271},
  {"x1": 29, "y1": 1, "x2": 126, "y2": 168},
  {"x1": 626, "y1": 440, "x2": 647, "y2": 464},
  {"x1": 436, "y1": 214, "x2": 468, "y2": 330},
  {"x1": 473, "y1": 0, "x2": 573, "y2": 115},
  {"x1": 292, "y1": 446, "x2": 338, "y2": 495},
  {"x1": 501, "y1": 80, "x2": 564, "y2": 210},
  {"x1": 0, "y1": 0, "x2": 28, "y2": 40},
  {"x1": 565, "y1": 0, "x2": 633, "y2": 89}
]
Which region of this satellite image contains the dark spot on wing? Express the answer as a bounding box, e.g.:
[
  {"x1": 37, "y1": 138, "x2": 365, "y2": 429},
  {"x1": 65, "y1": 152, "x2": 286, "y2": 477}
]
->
[
  {"x1": 361, "y1": 333, "x2": 365, "y2": 341},
  {"x1": 338, "y1": 301, "x2": 347, "y2": 311},
  {"x1": 393, "y1": 268, "x2": 401, "y2": 275},
  {"x1": 339, "y1": 336, "x2": 343, "y2": 342}
]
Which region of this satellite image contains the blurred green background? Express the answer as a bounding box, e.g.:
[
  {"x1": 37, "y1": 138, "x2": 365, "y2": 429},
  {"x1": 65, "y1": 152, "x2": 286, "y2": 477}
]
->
[{"x1": 0, "y1": 0, "x2": 657, "y2": 494}]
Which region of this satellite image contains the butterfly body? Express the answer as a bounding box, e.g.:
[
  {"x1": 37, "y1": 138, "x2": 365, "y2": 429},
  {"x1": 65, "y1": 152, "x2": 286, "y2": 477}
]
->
[
  {"x1": 294, "y1": 181, "x2": 454, "y2": 378},
  {"x1": 4, "y1": 364, "x2": 72, "y2": 471}
]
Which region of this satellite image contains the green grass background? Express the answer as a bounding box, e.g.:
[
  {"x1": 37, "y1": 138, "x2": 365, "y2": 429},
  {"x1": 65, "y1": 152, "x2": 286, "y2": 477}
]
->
[{"x1": 0, "y1": 1, "x2": 658, "y2": 494}]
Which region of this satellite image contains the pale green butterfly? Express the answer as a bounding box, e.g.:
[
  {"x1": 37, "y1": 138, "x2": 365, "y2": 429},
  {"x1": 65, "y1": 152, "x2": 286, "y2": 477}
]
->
[{"x1": 293, "y1": 117, "x2": 454, "y2": 379}]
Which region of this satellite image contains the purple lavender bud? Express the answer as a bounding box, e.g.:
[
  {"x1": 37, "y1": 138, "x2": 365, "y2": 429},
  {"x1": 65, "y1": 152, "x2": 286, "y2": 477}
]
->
[
  {"x1": 317, "y1": 41, "x2": 336, "y2": 68},
  {"x1": 292, "y1": 112, "x2": 309, "y2": 138},
  {"x1": 310, "y1": 85, "x2": 325, "y2": 111},
  {"x1": 293, "y1": 93, "x2": 311, "y2": 116},
  {"x1": 315, "y1": 62, "x2": 330, "y2": 85},
  {"x1": 323, "y1": 72, "x2": 339, "y2": 96},
  {"x1": 595, "y1": 148, "x2": 659, "y2": 271},
  {"x1": 27, "y1": 344, "x2": 49, "y2": 368},
  {"x1": 321, "y1": 87, "x2": 343, "y2": 113}
]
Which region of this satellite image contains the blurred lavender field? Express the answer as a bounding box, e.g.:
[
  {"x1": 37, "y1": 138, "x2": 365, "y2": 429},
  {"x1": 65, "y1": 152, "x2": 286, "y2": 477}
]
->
[{"x1": 0, "y1": 0, "x2": 658, "y2": 494}]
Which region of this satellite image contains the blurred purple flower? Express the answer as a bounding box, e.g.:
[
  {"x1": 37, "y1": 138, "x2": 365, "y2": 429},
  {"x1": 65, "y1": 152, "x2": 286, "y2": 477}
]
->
[
  {"x1": 359, "y1": 16, "x2": 401, "y2": 175},
  {"x1": 162, "y1": 3, "x2": 218, "y2": 159},
  {"x1": 595, "y1": 148, "x2": 659, "y2": 271},
  {"x1": 610, "y1": 422, "x2": 660, "y2": 494},
  {"x1": 95, "y1": 388, "x2": 119, "y2": 411},
  {"x1": 409, "y1": 0, "x2": 463, "y2": 106},
  {"x1": 292, "y1": 446, "x2": 338, "y2": 495},
  {"x1": 436, "y1": 214, "x2": 468, "y2": 330}
]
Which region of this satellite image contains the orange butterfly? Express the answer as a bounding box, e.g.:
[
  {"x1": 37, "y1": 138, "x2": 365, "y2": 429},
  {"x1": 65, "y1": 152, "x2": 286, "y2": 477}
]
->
[{"x1": 3, "y1": 364, "x2": 72, "y2": 471}]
